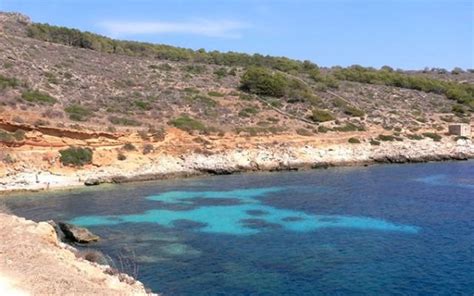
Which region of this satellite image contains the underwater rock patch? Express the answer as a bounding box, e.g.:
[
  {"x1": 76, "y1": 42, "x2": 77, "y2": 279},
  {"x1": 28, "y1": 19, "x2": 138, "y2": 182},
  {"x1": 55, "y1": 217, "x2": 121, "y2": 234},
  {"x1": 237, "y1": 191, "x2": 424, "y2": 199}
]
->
[{"x1": 240, "y1": 218, "x2": 283, "y2": 230}]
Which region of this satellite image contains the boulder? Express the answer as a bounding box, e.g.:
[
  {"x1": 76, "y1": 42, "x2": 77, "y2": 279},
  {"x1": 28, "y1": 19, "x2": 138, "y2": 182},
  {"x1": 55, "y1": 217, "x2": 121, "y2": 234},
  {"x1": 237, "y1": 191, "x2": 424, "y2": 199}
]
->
[
  {"x1": 58, "y1": 222, "x2": 99, "y2": 243},
  {"x1": 84, "y1": 178, "x2": 100, "y2": 186}
]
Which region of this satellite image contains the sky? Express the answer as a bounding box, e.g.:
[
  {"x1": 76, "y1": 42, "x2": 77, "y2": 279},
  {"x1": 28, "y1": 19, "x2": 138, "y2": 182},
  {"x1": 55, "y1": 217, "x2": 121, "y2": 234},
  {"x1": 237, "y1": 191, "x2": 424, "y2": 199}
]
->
[{"x1": 1, "y1": 0, "x2": 472, "y2": 70}]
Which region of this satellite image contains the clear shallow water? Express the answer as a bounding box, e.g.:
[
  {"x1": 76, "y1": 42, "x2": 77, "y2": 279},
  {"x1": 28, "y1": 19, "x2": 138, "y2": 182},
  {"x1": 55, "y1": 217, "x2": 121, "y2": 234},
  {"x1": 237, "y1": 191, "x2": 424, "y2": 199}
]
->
[{"x1": 4, "y1": 161, "x2": 474, "y2": 295}]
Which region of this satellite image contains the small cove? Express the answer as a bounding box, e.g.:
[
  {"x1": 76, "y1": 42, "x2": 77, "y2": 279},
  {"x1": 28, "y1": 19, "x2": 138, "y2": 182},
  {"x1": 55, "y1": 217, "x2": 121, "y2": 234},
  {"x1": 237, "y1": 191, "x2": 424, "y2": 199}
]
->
[{"x1": 3, "y1": 161, "x2": 474, "y2": 295}]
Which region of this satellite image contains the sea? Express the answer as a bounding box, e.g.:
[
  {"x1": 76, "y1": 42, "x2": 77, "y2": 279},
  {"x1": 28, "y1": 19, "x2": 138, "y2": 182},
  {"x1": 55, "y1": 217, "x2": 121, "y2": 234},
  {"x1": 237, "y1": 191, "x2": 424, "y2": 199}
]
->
[{"x1": 3, "y1": 161, "x2": 473, "y2": 295}]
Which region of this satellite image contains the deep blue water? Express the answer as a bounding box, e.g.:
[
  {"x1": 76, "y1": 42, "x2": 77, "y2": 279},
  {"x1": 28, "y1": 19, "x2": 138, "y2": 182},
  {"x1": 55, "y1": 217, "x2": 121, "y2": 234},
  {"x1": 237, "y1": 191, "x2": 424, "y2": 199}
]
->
[{"x1": 3, "y1": 161, "x2": 474, "y2": 295}]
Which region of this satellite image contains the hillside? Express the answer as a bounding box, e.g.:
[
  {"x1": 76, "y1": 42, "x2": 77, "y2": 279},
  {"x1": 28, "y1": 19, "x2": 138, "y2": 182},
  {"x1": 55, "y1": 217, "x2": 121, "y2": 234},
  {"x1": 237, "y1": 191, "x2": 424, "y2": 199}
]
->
[
  {"x1": 1, "y1": 12, "x2": 472, "y2": 136},
  {"x1": 0, "y1": 11, "x2": 473, "y2": 191}
]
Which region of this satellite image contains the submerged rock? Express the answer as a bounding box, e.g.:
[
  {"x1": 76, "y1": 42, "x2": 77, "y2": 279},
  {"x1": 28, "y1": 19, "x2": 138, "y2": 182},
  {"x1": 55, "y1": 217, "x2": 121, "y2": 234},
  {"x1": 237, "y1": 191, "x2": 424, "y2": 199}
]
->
[{"x1": 58, "y1": 222, "x2": 100, "y2": 243}]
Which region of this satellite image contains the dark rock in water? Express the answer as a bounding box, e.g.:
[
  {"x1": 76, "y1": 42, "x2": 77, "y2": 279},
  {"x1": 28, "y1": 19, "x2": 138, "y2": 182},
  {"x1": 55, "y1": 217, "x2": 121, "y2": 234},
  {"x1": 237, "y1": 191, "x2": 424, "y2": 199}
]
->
[
  {"x1": 373, "y1": 153, "x2": 470, "y2": 164},
  {"x1": 312, "y1": 162, "x2": 331, "y2": 169},
  {"x1": 374, "y1": 155, "x2": 411, "y2": 163},
  {"x1": 197, "y1": 167, "x2": 237, "y2": 175},
  {"x1": 452, "y1": 152, "x2": 468, "y2": 161},
  {"x1": 84, "y1": 178, "x2": 100, "y2": 186},
  {"x1": 58, "y1": 222, "x2": 100, "y2": 243}
]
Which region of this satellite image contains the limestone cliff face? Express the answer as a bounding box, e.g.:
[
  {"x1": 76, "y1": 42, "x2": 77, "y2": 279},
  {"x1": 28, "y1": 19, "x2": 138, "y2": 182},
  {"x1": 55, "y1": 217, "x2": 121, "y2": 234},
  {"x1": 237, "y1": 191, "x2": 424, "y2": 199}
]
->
[
  {"x1": 180, "y1": 138, "x2": 473, "y2": 173},
  {"x1": 2, "y1": 137, "x2": 471, "y2": 192},
  {"x1": 0, "y1": 213, "x2": 154, "y2": 295},
  {"x1": 0, "y1": 138, "x2": 474, "y2": 192}
]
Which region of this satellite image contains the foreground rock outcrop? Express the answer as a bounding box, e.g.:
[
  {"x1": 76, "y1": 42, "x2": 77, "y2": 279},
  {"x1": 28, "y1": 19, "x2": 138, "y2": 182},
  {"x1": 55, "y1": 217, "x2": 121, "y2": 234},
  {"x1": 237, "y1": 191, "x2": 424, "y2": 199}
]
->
[
  {"x1": 0, "y1": 213, "x2": 154, "y2": 295},
  {"x1": 58, "y1": 222, "x2": 100, "y2": 243}
]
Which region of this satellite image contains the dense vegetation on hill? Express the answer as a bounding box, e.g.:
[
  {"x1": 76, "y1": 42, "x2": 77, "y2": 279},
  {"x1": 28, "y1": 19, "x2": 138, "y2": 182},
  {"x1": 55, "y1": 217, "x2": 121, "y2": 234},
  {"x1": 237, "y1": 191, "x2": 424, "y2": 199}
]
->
[
  {"x1": 334, "y1": 66, "x2": 474, "y2": 108},
  {"x1": 27, "y1": 23, "x2": 318, "y2": 74}
]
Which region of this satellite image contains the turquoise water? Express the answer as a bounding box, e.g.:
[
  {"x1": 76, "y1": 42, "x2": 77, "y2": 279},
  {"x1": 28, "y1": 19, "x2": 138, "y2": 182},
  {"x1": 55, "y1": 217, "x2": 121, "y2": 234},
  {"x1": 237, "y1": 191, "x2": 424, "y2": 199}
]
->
[
  {"x1": 71, "y1": 187, "x2": 419, "y2": 235},
  {"x1": 4, "y1": 161, "x2": 474, "y2": 295}
]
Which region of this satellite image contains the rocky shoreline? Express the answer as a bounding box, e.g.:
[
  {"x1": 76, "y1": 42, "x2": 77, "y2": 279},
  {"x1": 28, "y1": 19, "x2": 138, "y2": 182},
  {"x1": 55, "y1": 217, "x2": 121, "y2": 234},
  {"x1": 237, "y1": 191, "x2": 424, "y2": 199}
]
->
[
  {"x1": 1, "y1": 138, "x2": 473, "y2": 194},
  {"x1": 0, "y1": 213, "x2": 154, "y2": 295}
]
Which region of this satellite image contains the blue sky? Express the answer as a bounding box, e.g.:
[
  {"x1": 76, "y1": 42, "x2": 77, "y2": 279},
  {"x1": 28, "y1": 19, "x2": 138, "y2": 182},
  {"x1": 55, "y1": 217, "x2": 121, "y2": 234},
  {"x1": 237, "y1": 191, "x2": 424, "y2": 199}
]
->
[{"x1": 1, "y1": 0, "x2": 472, "y2": 70}]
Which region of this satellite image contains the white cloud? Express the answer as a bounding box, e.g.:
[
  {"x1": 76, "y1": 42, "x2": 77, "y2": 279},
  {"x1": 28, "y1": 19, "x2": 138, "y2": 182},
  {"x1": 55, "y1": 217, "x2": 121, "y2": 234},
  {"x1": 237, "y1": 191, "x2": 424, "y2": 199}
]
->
[{"x1": 99, "y1": 19, "x2": 250, "y2": 38}]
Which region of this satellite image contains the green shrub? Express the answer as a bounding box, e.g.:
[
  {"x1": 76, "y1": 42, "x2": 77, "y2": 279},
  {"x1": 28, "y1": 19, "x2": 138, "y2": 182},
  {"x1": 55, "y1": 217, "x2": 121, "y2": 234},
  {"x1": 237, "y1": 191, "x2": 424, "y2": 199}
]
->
[
  {"x1": 370, "y1": 139, "x2": 381, "y2": 146},
  {"x1": 407, "y1": 134, "x2": 424, "y2": 140},
  {"x1": 44, "y1": 71, "x2": 59, "y2": 84},
  {"x1": 318, "y1": 125, "x2": 331, "y2": 133},
  {"x1": 348, "y1": 137, "x2": 361, "y2": 144},
  {"x1": 0, "y1": 129, "x2": 25, "y2": 143},
  {"x1": 134, "y1": 100, "x2": 151, "y2": 110},
  {"x1": 65, "y1": 104, "x2": 92, "y2": 121},
  {"x1": 21, "y1": 90, "x2": 57, "y2": 104},
  {"x1": 239, "y1": 93, "x2": 254, "y2": 101},
  {"x1": 0, "y1": 130, "x2": 14, "y2": 143},
  {"x1": 422, "y1": 132, "x2": 442, "y2": 142},
  {"x1": 310, "y1": 109, "x2": 335, "y2": 122},
  {"x1": 186, "y1": 95, "x2": 217, "y2": 107},
  {"x1": 184, "y1": 87, "x2": 200, "y2": 94},
  {"x1": 214, "y1": 67, "x2": 228, "y2": 78},
  {"x1": 208, "y1": 91, "x2": 224, "y2": 97},
  {"x1": 59, "y1": 147, "x2": 93, "y2": 166},
  {"x1": 183, "y1": 64, "x2": 206, "y2": 74},
  {"x1": 238, "y1": 106, "x2": 259, "y2": 117},
  {"x1": 240, "y1": 66, "x2": 288, "y2": 97},
  {"x1": 149, "y1": 63, "x2": 172, "y2": 71},
  {"x1": 0, "y1": 75, "x2": 19, "y2": 90},
  {"x1": 265, "y1": 99, "x2": 282, "y2": 108},
  {"x1": 311, "y1": 74, "x2": 339, "y2": 89},
  {"x1": 377, "y1": 134, "x2": 395, "y2": 141},
  {"x1": 452, "y1": 104, "x2": 465, "y2": 115},
  {"x1": 13, "y1": 130, "x2": 25, "y2": 141},
  {"x1": 343, "y1": 106, "x2": 365, "y2": 117},
  {"x1": 235, "y1": 126, "x2": 286, "y2": 136},
  {"x1": 109, "y1": 116, "x2": 141, "y2": 126},
  {"x1": 122, "y1": 143, "x2": 136, "y2": 151},
  {"x1": 169, "y1": 116, "x2": 207, "y2": 132}
]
